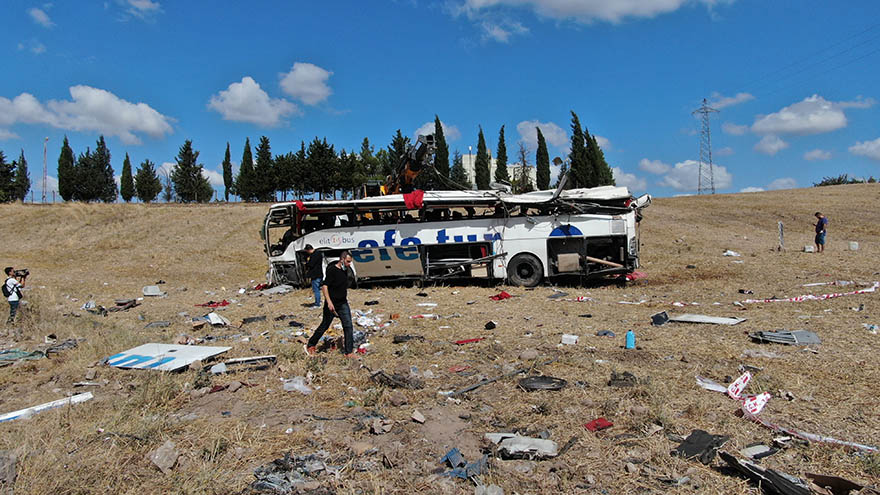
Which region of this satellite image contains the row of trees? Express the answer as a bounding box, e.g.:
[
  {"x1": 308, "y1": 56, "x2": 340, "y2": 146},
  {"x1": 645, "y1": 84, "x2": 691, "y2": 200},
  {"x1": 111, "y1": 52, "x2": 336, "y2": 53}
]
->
[
  {"x1": 0, "y1": 150, "x2": 31, "y2": 203},
  {"x1": 4, "y1": 110, "x2": 614, "y2": 204}
]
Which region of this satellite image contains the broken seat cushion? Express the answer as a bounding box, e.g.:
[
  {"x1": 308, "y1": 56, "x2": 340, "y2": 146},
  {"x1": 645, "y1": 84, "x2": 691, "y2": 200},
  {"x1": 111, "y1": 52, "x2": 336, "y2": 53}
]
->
[{"x1": 672, "y1": 429, "x2": 729, "y2": 464}]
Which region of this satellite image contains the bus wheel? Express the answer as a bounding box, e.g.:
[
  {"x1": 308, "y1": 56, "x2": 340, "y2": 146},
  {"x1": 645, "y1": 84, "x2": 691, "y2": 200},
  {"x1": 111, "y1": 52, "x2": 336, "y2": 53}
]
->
[{"x1": 507, "y1": 254, "x2": 543, "y2": 287}]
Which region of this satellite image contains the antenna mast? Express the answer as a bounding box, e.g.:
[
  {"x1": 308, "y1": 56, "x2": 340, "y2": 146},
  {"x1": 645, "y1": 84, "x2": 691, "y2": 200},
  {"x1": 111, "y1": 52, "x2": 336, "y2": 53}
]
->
[
  {"x1": 693, "y1": 98, "x2": 719, "y2": 194},
  {"x1": 42, "y1": 137, "x2": 48, "y2": 203}
]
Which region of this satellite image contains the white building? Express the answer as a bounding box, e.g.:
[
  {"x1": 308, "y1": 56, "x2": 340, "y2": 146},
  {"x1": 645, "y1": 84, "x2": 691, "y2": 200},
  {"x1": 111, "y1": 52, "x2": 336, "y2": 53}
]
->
[{"x1": 460, "y1": 152, "x2": 537, "y2": 189}]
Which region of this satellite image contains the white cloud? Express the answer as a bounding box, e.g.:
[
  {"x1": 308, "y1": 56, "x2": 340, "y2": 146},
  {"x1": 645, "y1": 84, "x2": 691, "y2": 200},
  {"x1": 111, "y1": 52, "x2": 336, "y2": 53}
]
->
[
  {"x1": 638, "y1": 158, "x2": 669, "y2": 174},
  {"x1": 739, "y1": 187, "x2": 764, "y2": 193},
  {"x1": 414, "y1": 120, "x2": 461, "y2": 141},
  {"x1": 715, "y1": 146, "x2": 734, "y2": 157},
  {"x1": 202, "y1": 168, "x2": 225, "y2": 187},
  {"x1": 0, "y1": 129, "x2": 20, "y2": 140},
  {"x1": 709, "y1": 91, "x2": 753, "y2": 109},
  {"x1": 28, "y1": 8, "x2": 54, "y2": 28},
  {"x1": 752, "y1": 95, "x2": 847, "y2": 135},
  {"x1": 837, "y1": 96, "x2": 876, "y2": 109},
  {"x1": 0, "y1": 86, "x2": 173, "y2": 144},
  {"x1": 754, "y1": 135, "x2": 788, "y2": 155},
  {"x1": 611, "y1": 167, "x2": 646, "y2": 192},
  {"x1": 767, "y1": 177, "x2": 796, "y2": 190},
  {"x1": 804, "y1": 149, "x2": 831, "y2": 161},
  {"x1": 515, "y1": 120, "x2": 567, "y2": 153},
  {"x1": 481, "y1": 19, "x2": 529, "y2": 42},
  {"x1": 208, "y1": 77, "x2": 299, "y2": 127},
  {"x1": 121, "y1": 0, "x2": 162, "y2": 19},
  {"x1": 460, "y1": 0, "x2": 727, "y2": 23},
  {"x1": 594, "y1": 135, "x2": 611, "y2": 151},
  {"x1": 722, "y1": 122, "x2": 748, "y2": 135},
  {"x1": 849, "y1": 137, "x2": 880, "y2": 160},
  {"x1": 658, "y1": 159, "x2": 733, "y2": 192},
  {"x1": 279, "y1": 63, "x2": 333, "y2": 105}
]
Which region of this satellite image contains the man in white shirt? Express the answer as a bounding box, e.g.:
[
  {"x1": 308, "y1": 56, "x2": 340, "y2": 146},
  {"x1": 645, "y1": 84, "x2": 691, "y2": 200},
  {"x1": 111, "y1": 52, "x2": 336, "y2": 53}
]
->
[{"x1": 4, "y1": 266, "x2": 25, "y2": 325}]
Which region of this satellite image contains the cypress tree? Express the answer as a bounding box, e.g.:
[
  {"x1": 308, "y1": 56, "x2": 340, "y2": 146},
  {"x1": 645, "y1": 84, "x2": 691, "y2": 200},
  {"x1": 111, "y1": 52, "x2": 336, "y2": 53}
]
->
[
  {"x1": 535, "y1": 127, "x2": 550, "y2": 190},
  {"x1": 588, "y1": 134, "x2": 614, "y2": 186},
  {"x1": 359, "y1": 138, "x2": 380, "y2": 178},
  {"x1": 433, "y1": 115, "x2": 449, "y2": 180},
  {"x1": 93, "y1": 136, "x2": 117, "y2": 202},
  {"x1": 13, "y1": 150, "x2": 30, "y2": 201},
  {"x1": 0, "y1": 151, "x2": 12, "y2": 202},
  {"x1": 253, "y1": 136, "x2": 274, "y2": 202},
  {"x1": 293, "y1": 141, "x2": 307, "y2": 198},
  {"x1": 568, "y1": 111, "x2": 592, "y2": 188},
  {"x1": 474, "y1": 126, "x2": 490, "y2": 190},
  {"x1": 57, "y1": 136, "x2": 75, "y2": 201},
  {"x1": 236, "y1": 138, "x2": 255, "y2": 201},
  {"x1": 72, "y1": 149, "x2": 93, "y2": 202},
  {"x1": 494, "y1": 125, "x2": 509, "y2": 183},
  {"x1": 171, "y1": 140, "x2": 213, "y2": 203},
  {"x1": 449, "y1": 150, "x2": 472, "y2": 189},
  {"x1": 134, "y1": 159, "x2": 162, "y2": 203},
  {"x1": 120, "y1": 152, "x2": 134, "y2": 202},
  {"x1": 222, "y1": 142, "x2": 233, "y2": 201}
]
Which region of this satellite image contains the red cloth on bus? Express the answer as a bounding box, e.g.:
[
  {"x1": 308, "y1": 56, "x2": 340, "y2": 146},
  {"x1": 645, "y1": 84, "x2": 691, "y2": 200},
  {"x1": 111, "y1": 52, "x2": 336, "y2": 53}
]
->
[
  {"x1": 403, "y1": 190, "x2": 424, "y2": 209},
  {"x1": 295, "y1": 200, "x2": 306, "y2": 212}
]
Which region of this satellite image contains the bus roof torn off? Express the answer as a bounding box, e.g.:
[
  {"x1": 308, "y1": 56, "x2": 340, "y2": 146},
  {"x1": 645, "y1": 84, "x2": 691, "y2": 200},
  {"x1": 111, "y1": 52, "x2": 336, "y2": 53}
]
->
[{"x1": 262, "y1": 178, "x2": 651, "y2": 288}]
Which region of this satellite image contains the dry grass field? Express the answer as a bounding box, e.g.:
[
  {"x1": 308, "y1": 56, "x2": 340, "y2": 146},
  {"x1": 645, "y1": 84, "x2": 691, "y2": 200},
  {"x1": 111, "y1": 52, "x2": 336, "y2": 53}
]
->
[{"x1": 0, "y1": 183, "x2": 879, "y2": 494}]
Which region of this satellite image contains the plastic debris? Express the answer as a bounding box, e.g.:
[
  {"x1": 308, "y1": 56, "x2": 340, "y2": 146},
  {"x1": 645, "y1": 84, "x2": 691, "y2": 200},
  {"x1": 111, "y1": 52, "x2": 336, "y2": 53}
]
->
[
  {"x1": 584, "y1": 417, "x2": 613, "y2": 432},
  {"x1": 673, "y1": 430, "x2": 729, "y2": 464},
  {"x1": 718, "y1": 451, "x2": 810, "y2": 494},
  {"x1": 142, "y1": 285, "x2": 166, "y2": 297},
  {"x1": 749, "y1": 330, "x2": 821, "y2": 345},
  {"x1": 485, "y1": 433, "x2": 559, "y2": 459},
  {"x1": 0, "y1": 392, "x2": 94, "y2": 423},
  {"x1": 146, "y1": 440, "x2": 179, "y2": 475},
  {"x1": 667, "y1": 313, "x2": 746, "y2": 325},
  {"x1": 561, "y1": 334, "x2": 579, "y2": 345},
  {"x1": 723, "y1": 250, "x2": 741, "y2": 257},
  {"x1": 490, "y1": 291, "x2": 512, "y2": 301},
  {"x1": 282, "y1": 376, "x2": 313, "y2": 394},
  {"x1": 518, "y1": 376, "x2": 567, "y2": 391}
]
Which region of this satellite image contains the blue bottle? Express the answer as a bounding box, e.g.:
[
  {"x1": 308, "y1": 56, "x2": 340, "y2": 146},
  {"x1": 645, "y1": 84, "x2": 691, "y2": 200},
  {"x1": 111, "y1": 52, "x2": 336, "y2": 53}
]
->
[{"x1": 625, "y1": 329, "x2": 636, "y2": 349}]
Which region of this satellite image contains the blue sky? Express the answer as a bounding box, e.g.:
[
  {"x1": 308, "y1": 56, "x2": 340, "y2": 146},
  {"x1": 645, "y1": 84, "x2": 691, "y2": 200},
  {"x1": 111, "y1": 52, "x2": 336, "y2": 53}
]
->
[{"x1": 3, "y1": 0, "x2": 880, "y2": 200}]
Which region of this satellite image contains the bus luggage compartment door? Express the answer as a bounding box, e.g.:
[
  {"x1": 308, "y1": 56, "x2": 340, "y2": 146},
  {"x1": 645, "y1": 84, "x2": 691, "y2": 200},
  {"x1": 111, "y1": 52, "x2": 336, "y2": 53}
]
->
[{"x1": 350, "y1": 246, "x2": 424, "y2": 279}]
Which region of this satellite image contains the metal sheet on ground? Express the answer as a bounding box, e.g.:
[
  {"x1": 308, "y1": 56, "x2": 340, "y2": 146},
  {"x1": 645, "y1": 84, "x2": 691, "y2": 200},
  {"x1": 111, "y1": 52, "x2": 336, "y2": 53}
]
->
[
  {"x1": 106, "y1": 344, "x2": 231, "y2": 371},
  {"x1": 669, "y1": 314, "x2": 746, "y2": 325}
]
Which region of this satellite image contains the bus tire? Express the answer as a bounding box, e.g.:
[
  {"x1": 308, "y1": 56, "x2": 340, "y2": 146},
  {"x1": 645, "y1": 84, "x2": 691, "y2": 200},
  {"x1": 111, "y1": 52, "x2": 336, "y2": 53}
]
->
[{"x1": 507, "y1": 253, "x2": 543, "y2": 287}]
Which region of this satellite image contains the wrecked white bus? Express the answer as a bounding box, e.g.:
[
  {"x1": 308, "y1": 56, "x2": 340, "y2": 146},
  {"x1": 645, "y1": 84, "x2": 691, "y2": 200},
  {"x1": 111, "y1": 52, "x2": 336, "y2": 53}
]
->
[{"x1": 262, "y1": 181, "x2": 650, "y2": 287}]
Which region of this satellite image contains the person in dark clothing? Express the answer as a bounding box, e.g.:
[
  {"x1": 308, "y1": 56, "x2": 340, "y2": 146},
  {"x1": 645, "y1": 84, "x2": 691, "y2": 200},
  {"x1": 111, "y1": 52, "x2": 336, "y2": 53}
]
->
[
  {"x1": 303, "y1": 245, "x2": 324, "y2": 308},
  {"x1": 305, "y1": 251, "x2": 357, "y2": 358}
]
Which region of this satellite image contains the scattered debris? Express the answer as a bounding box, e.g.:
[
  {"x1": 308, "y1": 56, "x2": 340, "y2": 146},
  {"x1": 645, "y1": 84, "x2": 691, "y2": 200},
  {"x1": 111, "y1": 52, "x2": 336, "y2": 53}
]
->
[
  {"x1": 106, "y1": 343, "x2": 231, "y2": 371},
  {"x1": 863, "y1": 323, "x2": 878, "y2": 335},
  {"x1": 740, "y1": 349, "x2": 782, "y2": 359},
  {"x1": 596, "y1": 330, "x2": 615, "y2": 337},
  {"x1": 485, "y1": 433, "x2": 559, "y2": 459},
  {"x1": 440, "y1": 448, "x2": 488, "y2": 479},
  {"x1": 142, "y1": 285, "x2": 166, "y2": 297},
  {"x1": 146, "y1": 440, "x2": 179, "y2": 475},
  {"x1": 806, "y1": 473, "x2": 878, "y2": 495},
  {"x1": 0, "y1": 349, "x2": 46, "y2": 367},
  {"x1": 741, "y1": 281, "x2": 879, "y2": 304},
  {"x1": 608, "y1": 371, "x2": 646, "y2": 387},
  {"x1": 518, "y1": 376, "x2": 567, "y2": 391},
  {"x1": 484, "y1": 321, "x2": 497, "y2": 330},
  {"x1": 108, "y1": 299, "x2": 139, "y2": 312},
  {"x1": 454, "y1": 337, "x2": 484, "y2": 345},
  {"x1": 718, "y1": 451, "x2": 810, "y2": 494},
  {"x1": 490, "y1": 291, "x2": 512, "y2": 301},
  {"x1": 205, "y1": 312, "x2": 231, "y2": 326},
  {"x1": 282, "y1": 376, "x2": 313, "y2": 395},
  {"x1": 144, "y1": 321, "x2": 171, "y2": 329},
  {"x1": 666, "y1": 313, "x2": 746, "y2": 325},
  {"x1": 723, "y1": 250, "x2": 741, "y2": 257},
  {"x1": 393, "y1": 335, "x2": 424, "y2": 344},
  {"x1": 749, "y1": 330, "x2": 821, "y2": 345},
  {"x1": 561, "y1": 334, "x2": 579, "y2": 345},
  {"x1": 739, "y1": 443, "x2": 778, "y2": 460},
  {"x1": 548, "y1": 291, "x2": 568, "y2": 299},
  {"x1": 0, "y1": 450, "x2": 16, "y2": 488},
  {"x1": 447, "y1": 358, "x2": 558, "y2": 397},
  {"x1": 369, "y1": 370, "x2": 424, "y2": 390},
  {"x1": 411, "y1": 410, "x2": 425, "y2": 423},
  {"x1": 0, "y1": 392, "x2": 94, "y2": 423},
  {"x1": 651, "y1": 311, "x2": 670, "y2": 326},
  {"x1": 260, "y1": 284, "x2": 293, "y2": 295},
  {"x1": 370, "y1": 418, "x2": 393, "y2": 434},
  {"x1": 240, "y1": 315, "x2": 267, "y2": 326},
  {"x1": 584, "y1": 417, "x2": 613, "y2": 432},
  {"x1": 672, "y1": 430, "x2": 729, "y2": 464},
  {"x1": 248, "y1": 451, "x2": 329, "y2": 493}
]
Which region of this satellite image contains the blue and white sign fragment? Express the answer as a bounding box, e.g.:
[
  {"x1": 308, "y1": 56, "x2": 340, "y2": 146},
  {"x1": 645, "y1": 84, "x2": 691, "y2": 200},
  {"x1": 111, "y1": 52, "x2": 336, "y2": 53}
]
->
[{"x1": 106, "y1": 343, "x2": 231, "y2": 372}]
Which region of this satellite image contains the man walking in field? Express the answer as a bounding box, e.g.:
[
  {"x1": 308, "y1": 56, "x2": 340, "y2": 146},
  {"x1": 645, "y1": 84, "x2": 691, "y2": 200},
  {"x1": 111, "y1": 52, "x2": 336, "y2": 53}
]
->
[
  {"x1": 814, "y1": 212, "x2": 828, "y2": 253},
  {"x1": 304, "y1": 251, "x2": 357, "y2": 358}
]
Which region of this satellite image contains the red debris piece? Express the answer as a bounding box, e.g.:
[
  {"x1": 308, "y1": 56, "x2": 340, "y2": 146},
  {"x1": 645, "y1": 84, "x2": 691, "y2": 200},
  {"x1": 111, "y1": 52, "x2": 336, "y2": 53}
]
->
[
  {"x1": 195, "y1": 299, "x2": 230, "y2": 308},
  {"x1": 448, "y1": 365, "x2": 471, "y2": 373},
  {"x1": 454, "y1": 337, "x2": 485, "y2": 345},
  {"x1": 626, "y1": 271, "x2": 647, "y2": 281},
  {"x1": 584, "y1": 417, "x2": 614, "y2": 432},
  {"x1": 490, "y1": 291, "x2": 512, "y2": 301},
  {"x1": 208, "y1": 385, "x2": 228, "y2": 394},
  {"x1": 253, "y1": 283, "x2": 269, "y2": 291}
]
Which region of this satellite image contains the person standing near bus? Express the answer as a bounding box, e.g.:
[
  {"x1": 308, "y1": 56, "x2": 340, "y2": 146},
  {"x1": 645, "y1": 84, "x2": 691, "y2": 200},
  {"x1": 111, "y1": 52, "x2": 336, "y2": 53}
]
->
[
  {"x1": 303, "y1": 245, "x2": 323, "y2": 308},
  {"x1": 304, "y1": 252, "x2": 356, "y2": 358},
  {"x1": 814, "y1": 212, "x2": 828, "y2": 253}
]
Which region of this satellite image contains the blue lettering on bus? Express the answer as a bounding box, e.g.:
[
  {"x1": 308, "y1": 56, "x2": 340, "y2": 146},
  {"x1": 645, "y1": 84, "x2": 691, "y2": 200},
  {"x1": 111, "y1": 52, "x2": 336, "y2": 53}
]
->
[
  {"x1": 348, "y1": 229, "x2": 502, "y2": 256},
  {"x1": 351, "y1": 248, "x2": 373, "y2": 263},
  {"x1": 395, "y1": 246, "x2": 420, "y2": 260},
  {"x1": 383, "y1": 229, "x2": 396, "y2": 246}
]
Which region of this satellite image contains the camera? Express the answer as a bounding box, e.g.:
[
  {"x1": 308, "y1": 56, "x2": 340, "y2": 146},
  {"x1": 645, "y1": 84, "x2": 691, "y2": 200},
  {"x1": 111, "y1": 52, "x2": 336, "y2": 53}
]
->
[{"x1": 13, "y1": 268, "x2": 29, "y2": 278}]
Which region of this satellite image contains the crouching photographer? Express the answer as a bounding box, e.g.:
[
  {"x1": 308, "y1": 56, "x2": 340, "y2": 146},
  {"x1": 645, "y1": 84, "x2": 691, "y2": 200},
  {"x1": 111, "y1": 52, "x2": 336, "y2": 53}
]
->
[{"x1": 4, "y1": 267, "x2": 28, "y2": 325}]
